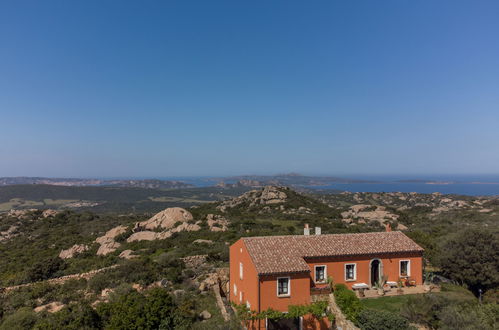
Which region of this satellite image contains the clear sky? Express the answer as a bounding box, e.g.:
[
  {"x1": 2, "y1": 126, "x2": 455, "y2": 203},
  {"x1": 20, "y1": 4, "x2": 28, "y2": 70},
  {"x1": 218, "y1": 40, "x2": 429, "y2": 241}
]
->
[{"x1": 1, "y1": 1, "x2": 498, "y2": 178}]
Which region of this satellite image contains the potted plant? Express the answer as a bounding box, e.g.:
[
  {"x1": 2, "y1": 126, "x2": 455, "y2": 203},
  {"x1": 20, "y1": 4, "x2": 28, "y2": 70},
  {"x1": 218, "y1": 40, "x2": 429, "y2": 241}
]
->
[
  {"x1": 327, "y1": 276, "x2": 334, "y2": 292},
  {"x1": 375, "y1": 275, "x2": 388, "y2": 296},
  {"x1": 397, "y1": 279, "x2": 404, "y2": 294},
  {"x1": 381, "y1": 275, "x2": 390, "y2": 291}
]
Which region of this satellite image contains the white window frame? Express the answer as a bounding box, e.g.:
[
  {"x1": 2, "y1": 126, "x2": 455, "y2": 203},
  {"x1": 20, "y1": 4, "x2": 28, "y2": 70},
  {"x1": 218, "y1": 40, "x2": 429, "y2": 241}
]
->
[
  {"x1": 277, "y1": 277, "x2": 291, "y2": 297},
  {"x1": 239, "y1": 262, "x2": 243, "y2": 280},
  {"x1": 239, "y1": 291, "x2": 243, "y2": 302},
  {"x1": 233, "y1": 283, "x2": 237, "y2": 296},
  {"x1": 399, "y1": 260, "x2": 411, "y2": 277},
  {"x1": 314, "y1": 265, "x2": 327, "y2": 284},
  {"x1": 345, "y1": 263, "x2": 357, "y2": 281}
]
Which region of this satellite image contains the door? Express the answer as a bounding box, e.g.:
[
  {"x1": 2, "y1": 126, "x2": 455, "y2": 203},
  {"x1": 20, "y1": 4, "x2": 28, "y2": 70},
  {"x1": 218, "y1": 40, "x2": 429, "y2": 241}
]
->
[
  {"x1": 370, "y1": 259, "x2": 380, "y2": 287},
  {"x1": 267, "y1": 317, "x2": 300, "y2": 330}
]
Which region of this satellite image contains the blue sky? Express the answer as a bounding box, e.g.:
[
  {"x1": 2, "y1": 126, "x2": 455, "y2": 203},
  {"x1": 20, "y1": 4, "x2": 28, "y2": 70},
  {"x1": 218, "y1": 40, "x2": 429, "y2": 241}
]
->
[{"x1": 1, "y1": 0, "x2": 498, "y2": 177}]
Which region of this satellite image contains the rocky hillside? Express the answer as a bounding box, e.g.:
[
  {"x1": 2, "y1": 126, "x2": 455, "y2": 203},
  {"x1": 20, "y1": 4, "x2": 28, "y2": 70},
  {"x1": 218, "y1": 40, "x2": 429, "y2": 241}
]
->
[{"x1": 0, "y1": 186, "x2": 497, "y2": 329}]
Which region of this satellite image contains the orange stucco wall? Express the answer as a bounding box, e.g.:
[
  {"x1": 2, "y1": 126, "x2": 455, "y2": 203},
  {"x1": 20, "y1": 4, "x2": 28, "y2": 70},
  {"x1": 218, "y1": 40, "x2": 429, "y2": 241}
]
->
[
  {"x1": 306, "y1": 252, "x2": 423, "y2": 289},
  {"x1": 229, "y1": 239, "x2": 259, "y2": 311},
  {"x1": 230, "y1": 239, "x2": 423, "y2": 329},
  {"x1": 259, "y1": 272, "x2": 311, "y2": 311}
]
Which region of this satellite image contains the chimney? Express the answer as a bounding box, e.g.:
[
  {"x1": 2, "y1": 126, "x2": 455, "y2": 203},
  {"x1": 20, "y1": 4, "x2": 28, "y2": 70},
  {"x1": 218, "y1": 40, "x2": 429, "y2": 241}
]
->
[
  {"x1": 385, "y1": 223, "x2": 392, "y2": 232},
  {"x1": 315, "y1": 227, "x2": 321, "y2": 235},
  {"x1": 304, "y1": 224, "x2": 310, "y2": 236}
]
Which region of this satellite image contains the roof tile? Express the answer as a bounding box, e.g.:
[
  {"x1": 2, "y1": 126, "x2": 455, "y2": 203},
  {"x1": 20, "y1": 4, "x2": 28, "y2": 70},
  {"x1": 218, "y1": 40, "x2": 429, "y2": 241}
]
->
[{"x1": 242, "y1": 231, "x2": 423, "y2": 275}]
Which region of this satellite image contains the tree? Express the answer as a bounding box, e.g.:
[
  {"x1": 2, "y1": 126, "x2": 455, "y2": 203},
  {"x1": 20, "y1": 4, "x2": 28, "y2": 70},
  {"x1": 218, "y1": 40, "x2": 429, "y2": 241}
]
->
[
  {"x1": 25, "y1": 257, "x2": 66, "y2": 283},
  {"x1": 438, "y1": 228, "x2": 499, "y2": 294}
]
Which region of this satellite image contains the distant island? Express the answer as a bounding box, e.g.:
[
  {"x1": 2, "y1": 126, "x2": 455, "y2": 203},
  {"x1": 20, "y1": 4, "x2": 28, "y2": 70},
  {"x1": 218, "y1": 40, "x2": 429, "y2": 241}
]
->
[{"x1": 0, "y1": 177, "x2": 193, "y2": 189}]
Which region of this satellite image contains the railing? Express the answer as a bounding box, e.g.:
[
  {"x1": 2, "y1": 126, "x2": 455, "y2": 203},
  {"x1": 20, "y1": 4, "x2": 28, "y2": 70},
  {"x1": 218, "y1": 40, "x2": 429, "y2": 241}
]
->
[{"x1": 310, "y1": 286, "x2": 332, "y2": 295}]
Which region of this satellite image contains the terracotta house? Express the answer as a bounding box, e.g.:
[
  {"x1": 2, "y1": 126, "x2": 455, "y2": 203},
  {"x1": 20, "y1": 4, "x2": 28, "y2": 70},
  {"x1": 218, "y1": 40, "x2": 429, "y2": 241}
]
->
[{"x1": 229, "y1": 228, "x2": 423, "y2": 329}]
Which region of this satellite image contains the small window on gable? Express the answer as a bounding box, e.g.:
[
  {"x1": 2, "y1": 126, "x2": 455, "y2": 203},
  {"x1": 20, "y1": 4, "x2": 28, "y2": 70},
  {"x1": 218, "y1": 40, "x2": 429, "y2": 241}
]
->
[
  {"x1": 400, "y1": 260, "x2": 410, "y2": 277},
  {"x1": 277, "y1": 277, "x2": 290, "y2": 296},
  {"x1": 239, "y1": 262, "x2": 243, "y2": 280},
  {"x1": 315, "y1": 265, "x2": 326, "y2": 283},
  {"x1": 345, "y1": 263, "x2": 356, "y2": 281}
]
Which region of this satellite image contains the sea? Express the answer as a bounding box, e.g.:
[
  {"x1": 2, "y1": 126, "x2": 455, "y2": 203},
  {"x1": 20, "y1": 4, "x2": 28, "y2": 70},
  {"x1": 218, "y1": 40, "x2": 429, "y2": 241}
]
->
[
  {"x1": 116, "y1": 175, "x2": 499, "y2": 196},
  {"x1": 307, "y1": 175, "x2": 499, "y2": 196}
]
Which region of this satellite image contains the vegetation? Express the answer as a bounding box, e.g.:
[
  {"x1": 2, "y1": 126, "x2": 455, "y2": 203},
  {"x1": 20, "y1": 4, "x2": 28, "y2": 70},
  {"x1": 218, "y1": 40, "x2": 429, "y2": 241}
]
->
[
  {"x1": 0, "y1": 186, "x2": 498, "y2": 329},
  {"x1": 333, "y1": 284, "x2": 362, "y2": 322},
  {"x1": 233, "y1": 301, "x2": 332, "y2": 325},
  {"x1": 437, "y1": 228, "x2": 499, "y2": 294},
  {"x1": 361, "y1": 284, "x2": 498, "y2": 330},
  {"x1": 357, "y1": 308, "x2": 413, "y2": 330}
]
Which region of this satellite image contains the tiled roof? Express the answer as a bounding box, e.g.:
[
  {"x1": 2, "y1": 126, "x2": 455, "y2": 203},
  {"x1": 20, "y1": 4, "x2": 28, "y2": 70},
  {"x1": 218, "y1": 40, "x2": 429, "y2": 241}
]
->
[{"x1": 242, "y1": 231, "x2": 423, "y2": 275}]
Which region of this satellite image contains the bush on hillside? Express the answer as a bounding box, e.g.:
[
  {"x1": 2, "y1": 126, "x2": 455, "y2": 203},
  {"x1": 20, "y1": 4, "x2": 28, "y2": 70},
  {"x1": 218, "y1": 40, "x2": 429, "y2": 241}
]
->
[
  {"x1": 96, "y1": 288, "x2": 194, "y2": 329},
  {"x1": 357, "y1": 309, "x2": 413, "y2": 330},
  {"x1": 0, "y1": 307, "x2": 37, "y2": 330},
  {"x1": 333, "y1": 284, "x2": 362, "y2": 323},
  {"x1": 438, "y1": 228, "x2": 499, "y2": 294}
]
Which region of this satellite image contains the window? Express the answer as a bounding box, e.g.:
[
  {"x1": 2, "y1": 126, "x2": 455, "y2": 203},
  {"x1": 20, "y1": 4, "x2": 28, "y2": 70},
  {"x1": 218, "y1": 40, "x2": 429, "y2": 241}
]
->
[
  {"x1": 400, "y1": 260, "x2": 410, "y2": 277},
  {"x1": 277, "y1": 277, "x2": 290, "y2": 296},
  {"x1": 233, "y1": 283, "x2": 237, "y2": 296},
  {"x1": 315, "y1": 265, "x2": 327, "y2": 283},
  {"x1": 246, "y1": 301, "x2": 251, "y2": 309},
  {"x1": 345, "y1": 263, "x2": 356, "y2": 281},
  {"x1": 239, "y1": 262, "x2": 243, "y2": 280},
  {"x1": 239, "y1": 291, "x2": 243, "y2": 302}
]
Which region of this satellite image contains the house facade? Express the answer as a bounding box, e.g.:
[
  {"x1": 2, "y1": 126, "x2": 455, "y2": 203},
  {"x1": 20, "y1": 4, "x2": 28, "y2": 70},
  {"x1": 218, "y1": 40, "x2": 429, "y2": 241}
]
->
[{"x1": 229, "y1": 228, "x2": 423, "y2": 329}]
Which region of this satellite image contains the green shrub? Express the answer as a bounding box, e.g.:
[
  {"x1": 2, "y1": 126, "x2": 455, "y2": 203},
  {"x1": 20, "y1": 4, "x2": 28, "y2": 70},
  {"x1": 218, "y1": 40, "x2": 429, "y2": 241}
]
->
[
  {"x1": 34, "y1": 303, "x2": 101, "y2": 330},
  {"x1": 357, "y1": 308, "x2": 413, "y2": 330},
  {"x1": 333, "y1": 284, "x2": 362, "y2": 322},
  {"x1": 96, "y1": 288, "x2": 193, "y2": 329},
  {"x1": 0, "y1": 307, "x2": 37, "y2": 330}
]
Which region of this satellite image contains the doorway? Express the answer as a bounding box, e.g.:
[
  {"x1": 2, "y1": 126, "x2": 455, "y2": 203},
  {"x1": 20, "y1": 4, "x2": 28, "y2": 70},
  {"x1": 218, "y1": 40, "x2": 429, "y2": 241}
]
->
[
  {"x1": 370, "y1": 259, "x2": 381, "y2": 287},
  {"x1": 267, "y1": 317, "x2": 300, "y2": 330}
]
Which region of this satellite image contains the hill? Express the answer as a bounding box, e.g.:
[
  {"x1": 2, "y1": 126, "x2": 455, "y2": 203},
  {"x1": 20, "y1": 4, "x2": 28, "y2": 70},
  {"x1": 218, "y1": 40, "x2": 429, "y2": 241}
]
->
[{"x1": 0, "y1": 186, "x2": 497, "y2": 329}]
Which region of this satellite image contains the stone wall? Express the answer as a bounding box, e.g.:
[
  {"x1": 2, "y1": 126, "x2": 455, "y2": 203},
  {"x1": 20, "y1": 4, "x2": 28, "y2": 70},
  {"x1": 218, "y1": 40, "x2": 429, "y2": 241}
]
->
[{"x1": 328, "y1": 294, "x2": 359, "y2": 330}]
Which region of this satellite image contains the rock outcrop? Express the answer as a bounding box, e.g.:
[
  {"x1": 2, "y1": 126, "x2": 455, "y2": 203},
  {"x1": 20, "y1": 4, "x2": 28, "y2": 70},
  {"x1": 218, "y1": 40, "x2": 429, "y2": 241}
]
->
[
  {"x1": 341, "y1": 204, "x2": 399, "y2": 225},
  {"x1": 118, "y1": 249, "x2": 137, "y2": 259},
  {"x1": 127, "y1": 231, "x2": 159, "y2": 242},
  {"x1": 59, "y1": 244, "x2": 89, "y2": 259},
  {"x1": 0, "y1": 225, "x2": 19, "y2": 242},
  {"x1": 217, "y1": 186, "x2": 287, "y2": 212},
  {"x1": 7, "y1": 209, "x2": 37, "y2": 219},
  {"x1": 95, "y1": 225, "x2": 128, "y2": 256},
  {"x1": 206, "y1": 214, "x2": 229, "y2": 231},
  {"x1": 134, "y1": 207, "x2": 193, "y2": 230},
  {"x1": 127, "y1": 208, "x2": 200, "y2": 242},
  {"x1": 34, "y1": 301, "x2": 65, "y2": 313},
  {"x1": 42, "y1": 209, "x2": 58, "y2": 218}
]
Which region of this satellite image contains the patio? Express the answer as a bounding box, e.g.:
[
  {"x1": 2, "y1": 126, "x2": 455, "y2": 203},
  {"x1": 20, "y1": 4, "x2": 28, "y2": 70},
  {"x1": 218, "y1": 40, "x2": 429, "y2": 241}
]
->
[{"x1": 356, "y1": 284, "x2": 440, "y2": 299}]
